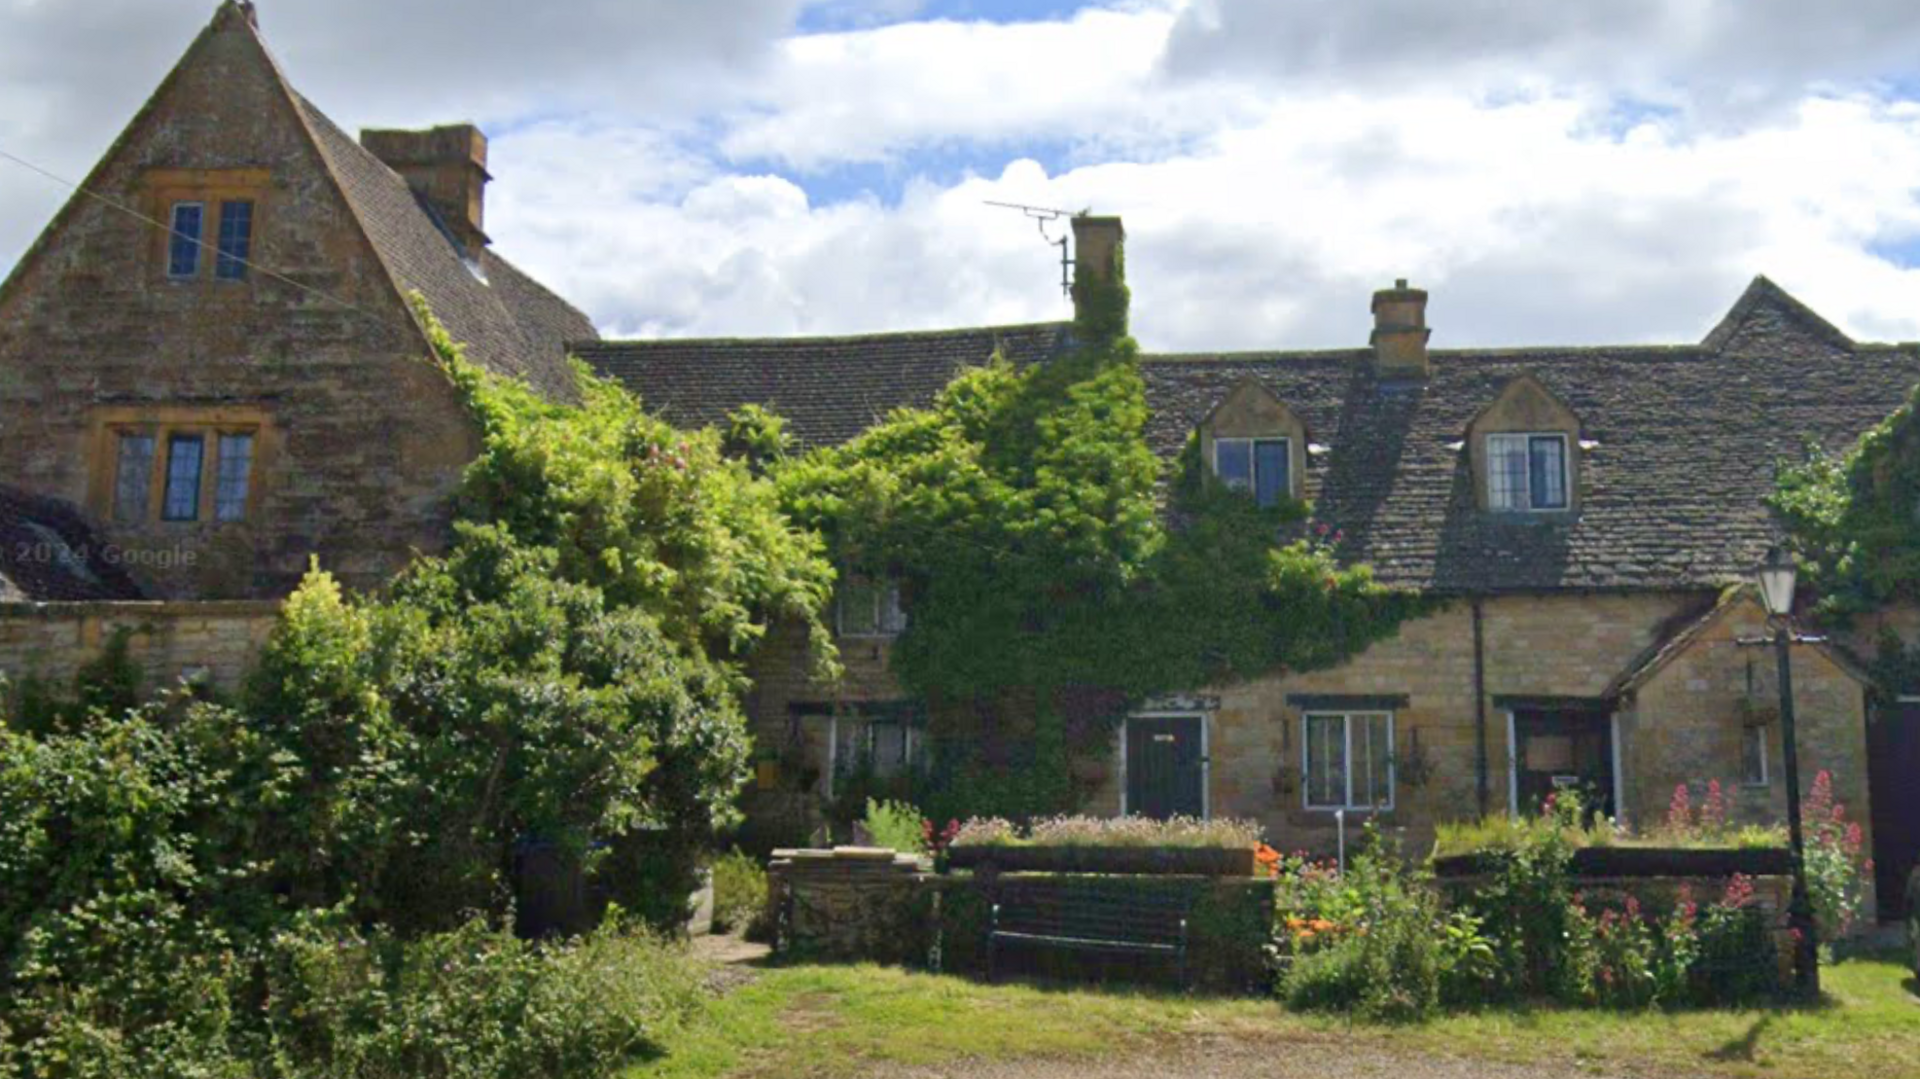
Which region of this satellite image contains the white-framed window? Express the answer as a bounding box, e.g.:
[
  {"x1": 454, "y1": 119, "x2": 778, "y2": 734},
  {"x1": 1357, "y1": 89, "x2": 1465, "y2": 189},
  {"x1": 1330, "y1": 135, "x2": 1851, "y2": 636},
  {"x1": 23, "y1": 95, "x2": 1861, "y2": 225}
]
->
[
  {"x1": 836, "y1": 574, "x2": 907, "y2": 638},
  {"x1": 1213, "y1": 436, "x2": 1292, "y2": 508},
  {"x1": 1302, "y1": 711, "x2": 1394, "y2": 811},
  {"x1": 1742, "y1": 724, "x2": 1770, "y2": 787},
  {"x1": 1486, "y1": 432, "x2": 1570, "y2": 511}
]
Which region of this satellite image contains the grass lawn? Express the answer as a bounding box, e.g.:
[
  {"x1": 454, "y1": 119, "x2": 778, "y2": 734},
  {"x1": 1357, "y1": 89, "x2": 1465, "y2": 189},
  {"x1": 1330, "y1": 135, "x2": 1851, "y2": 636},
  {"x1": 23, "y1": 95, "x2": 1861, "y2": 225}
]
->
[{"x1": 630, "y1": 951, "x2": 1920, "y2": 1079}]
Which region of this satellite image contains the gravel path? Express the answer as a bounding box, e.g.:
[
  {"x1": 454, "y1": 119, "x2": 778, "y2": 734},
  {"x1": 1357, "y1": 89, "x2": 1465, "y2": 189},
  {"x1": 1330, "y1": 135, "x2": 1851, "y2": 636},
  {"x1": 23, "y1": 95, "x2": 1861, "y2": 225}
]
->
[{"x1": 861, "y1": 1034, "x2": 1697, "y2": 1079}]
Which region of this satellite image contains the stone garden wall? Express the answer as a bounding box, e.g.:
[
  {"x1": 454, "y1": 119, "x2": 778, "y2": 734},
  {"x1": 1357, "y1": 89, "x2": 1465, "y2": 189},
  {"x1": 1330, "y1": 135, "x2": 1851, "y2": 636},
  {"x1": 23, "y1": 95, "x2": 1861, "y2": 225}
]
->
[{"x1": 767, "y1": 847, "x2": 1275, "y2": 991}]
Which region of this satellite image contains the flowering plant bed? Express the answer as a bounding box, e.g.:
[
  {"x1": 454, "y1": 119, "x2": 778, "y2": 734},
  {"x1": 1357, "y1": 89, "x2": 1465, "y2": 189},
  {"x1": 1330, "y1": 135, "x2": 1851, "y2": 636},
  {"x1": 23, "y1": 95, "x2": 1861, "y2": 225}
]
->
[
  {"x1": 945, "y1": 843, "x2": 1257, "y2": 877},
  {"x1": 945, "y1": 815, "x2": 1263, "y2": 876}
]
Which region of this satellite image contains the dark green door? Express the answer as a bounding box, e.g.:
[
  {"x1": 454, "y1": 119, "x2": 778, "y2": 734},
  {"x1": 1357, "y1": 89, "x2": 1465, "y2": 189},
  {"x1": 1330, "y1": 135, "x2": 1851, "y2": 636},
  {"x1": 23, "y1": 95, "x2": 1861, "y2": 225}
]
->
[{"x1": 1128, "y1": 716, "x2": 1204, "y2": 820}]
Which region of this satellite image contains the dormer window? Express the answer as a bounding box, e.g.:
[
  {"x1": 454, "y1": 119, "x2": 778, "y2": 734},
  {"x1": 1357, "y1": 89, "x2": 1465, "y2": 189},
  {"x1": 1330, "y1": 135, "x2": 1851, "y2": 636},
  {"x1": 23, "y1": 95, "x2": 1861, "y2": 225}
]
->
[
  {"x1": 1486, "y1": 433, "x2": 1569, "y2": 512},
  {"x1": 1467, "y1": 374, "x2": 1581, "y2": 514},
  {"x1": 1200, "y1": 378, "x2": 1305, "y2": 508},
  {"x1": 1214, "y1": 437, "x2": 1291, "y2": 508}
]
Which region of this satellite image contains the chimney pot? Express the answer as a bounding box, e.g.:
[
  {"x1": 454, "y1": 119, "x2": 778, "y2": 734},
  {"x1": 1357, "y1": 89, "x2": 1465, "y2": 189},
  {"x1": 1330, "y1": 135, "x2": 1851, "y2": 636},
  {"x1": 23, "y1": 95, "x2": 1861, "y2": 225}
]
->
[
  {"x1": 1370, "y1": 278, "x2": 1430, "y2": 379},
  {"x1": 359, "y1": 124, "x2": 492, "y2": 256}
]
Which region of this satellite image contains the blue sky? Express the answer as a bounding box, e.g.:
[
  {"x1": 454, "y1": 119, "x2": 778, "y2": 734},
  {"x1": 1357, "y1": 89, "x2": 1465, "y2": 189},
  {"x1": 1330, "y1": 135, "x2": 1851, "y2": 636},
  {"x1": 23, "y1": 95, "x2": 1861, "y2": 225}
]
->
[{"x1": 6, "y1": 0, "x2": 1920, "y2": 348}]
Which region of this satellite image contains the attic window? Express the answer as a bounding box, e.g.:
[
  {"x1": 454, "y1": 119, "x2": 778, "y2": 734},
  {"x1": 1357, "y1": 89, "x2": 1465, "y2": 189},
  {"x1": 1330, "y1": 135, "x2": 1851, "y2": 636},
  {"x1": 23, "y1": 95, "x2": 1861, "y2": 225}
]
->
[
  {"x1": 1214, "y1": 437, "x2": 1291, "y2": 508},
  {"x1": 1487, "y1": 433, "x2": 1569, "y2": 511},
  {"x1": 168, "y1": 202, "x2": 204, "y2": 278},
  {"x1": 215, "y1": 200, "x2": 253, "y2": 280}
]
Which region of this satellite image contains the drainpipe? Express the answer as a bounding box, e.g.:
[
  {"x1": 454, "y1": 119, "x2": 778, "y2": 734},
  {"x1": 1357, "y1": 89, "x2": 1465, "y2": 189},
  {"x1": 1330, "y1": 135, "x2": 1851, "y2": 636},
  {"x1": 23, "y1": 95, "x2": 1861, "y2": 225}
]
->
[{"x1": 1472, "y1": 598, "x2": 1490, "y2": 817}]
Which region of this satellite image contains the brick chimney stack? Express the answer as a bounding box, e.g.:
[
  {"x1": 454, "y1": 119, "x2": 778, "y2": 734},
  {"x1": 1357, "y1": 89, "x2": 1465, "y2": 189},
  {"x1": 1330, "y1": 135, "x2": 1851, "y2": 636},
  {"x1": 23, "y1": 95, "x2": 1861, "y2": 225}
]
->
[
  {"x1": 1070, "y1": 214, "x2": 1126, "y2": 334},
  {"x1": 1371, "y1": 278, "x2": 1430, "y2": 379},
  {"x1": 360, "y1": 125, "x2": 492, "y2": 257}
]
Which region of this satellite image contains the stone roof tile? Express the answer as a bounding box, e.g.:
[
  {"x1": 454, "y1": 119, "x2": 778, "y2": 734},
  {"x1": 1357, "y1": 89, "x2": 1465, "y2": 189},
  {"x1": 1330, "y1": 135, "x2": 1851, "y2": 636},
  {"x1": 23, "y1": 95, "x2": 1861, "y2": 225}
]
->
[{"x1": 577, "y1": 322, "x2": 1073, "y2": 447}]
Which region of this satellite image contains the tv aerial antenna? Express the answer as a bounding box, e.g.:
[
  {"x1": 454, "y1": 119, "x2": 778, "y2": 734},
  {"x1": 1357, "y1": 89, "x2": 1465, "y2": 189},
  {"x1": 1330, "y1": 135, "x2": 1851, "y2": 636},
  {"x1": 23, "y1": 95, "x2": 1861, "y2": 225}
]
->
[{"x1": 985, "y1": 200, "x2": 1080, "y2": 297}]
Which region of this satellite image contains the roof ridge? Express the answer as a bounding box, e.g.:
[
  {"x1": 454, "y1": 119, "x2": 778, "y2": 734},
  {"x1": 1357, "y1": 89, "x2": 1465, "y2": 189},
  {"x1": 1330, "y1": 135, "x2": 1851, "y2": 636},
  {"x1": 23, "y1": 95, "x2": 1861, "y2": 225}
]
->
[
  {"x1": 579, "y1": 321, "x2": 1070, "y2": 349},
  {"x1": 1142, "y1": 344, "x2": 1710, "y2": 363}
]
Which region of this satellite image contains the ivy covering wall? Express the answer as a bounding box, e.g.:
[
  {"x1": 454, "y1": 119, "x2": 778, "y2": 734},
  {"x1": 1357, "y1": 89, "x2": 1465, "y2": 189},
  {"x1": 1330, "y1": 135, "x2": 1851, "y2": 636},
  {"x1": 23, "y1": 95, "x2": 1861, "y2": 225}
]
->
[{"x1": 771, "y1": 267, "x2": 1426, "y2": 820}]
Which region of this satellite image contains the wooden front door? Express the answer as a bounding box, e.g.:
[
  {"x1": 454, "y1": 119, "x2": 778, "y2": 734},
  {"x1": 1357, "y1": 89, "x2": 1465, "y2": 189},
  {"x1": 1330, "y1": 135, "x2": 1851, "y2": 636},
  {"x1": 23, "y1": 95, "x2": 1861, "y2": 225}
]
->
[
  {"x1": 1868, "y1": 701, "x2": 1920, "y2": 921},
  {"x1": 1127, "y1": 715, "x2": 1205, "y2": 821},
  {"x1": 1513, "y1": 708, "x2": 1615, "y2": 818}
]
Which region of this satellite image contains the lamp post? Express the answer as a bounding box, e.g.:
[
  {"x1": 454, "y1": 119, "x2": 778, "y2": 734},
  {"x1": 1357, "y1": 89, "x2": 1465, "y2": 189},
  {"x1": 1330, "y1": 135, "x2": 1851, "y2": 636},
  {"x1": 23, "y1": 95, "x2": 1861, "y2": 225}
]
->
[{"x1": 1755, "y1": 545, "x2": 1819, "y2": 997}]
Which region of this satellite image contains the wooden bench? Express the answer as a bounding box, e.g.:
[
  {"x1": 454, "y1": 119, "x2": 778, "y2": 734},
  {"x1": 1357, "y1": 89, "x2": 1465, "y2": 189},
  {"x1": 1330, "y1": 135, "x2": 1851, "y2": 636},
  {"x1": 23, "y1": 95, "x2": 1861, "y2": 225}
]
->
[{"x1": 987, "y1": 884, "x2": 1190, "y2": 987}]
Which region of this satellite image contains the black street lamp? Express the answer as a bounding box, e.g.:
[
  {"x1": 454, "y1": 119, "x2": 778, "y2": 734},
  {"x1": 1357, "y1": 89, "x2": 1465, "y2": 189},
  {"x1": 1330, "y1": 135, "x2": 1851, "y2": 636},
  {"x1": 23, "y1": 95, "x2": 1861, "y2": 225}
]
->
[{"x1": 1754, "y1": 544, "x2": 1820, "y2": 997}]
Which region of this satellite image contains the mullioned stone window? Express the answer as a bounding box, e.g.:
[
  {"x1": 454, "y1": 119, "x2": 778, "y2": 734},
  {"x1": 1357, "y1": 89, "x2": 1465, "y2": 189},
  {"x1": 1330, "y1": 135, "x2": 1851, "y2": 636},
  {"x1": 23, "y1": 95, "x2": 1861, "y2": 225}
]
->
[
  {"x1": 88, "y1": 405, "x2": 272, "y2": 526},
  {"x1": 143, "y1": 167, "x2": 270, "y2": 285}
]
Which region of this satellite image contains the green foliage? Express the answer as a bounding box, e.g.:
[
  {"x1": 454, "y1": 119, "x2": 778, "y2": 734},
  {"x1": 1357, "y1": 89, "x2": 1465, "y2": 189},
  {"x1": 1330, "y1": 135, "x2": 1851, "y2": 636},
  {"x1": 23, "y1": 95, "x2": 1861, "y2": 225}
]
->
[
  {"x1": 860, "y1": 798, "x2": 928, "y2": 854},
  {"x1": 771, "y1": 264, "x2": 1420, "y2": 820},
  {"x1": 262, "y1": 914, "x2": 703, "y2": 1079},
  {"x1": 1271, "y1": 831, "x2": 1462, "y2": 1020},
  {"x1": 2, "y1": 627, "x2": 144, "y2": 737},
  {"x1": 417, "y1": 294, "x2": 837, "y2": 686},
  {"x1": 709, "y1": 849, "x2": 770, "y2": 939},
  {"x1": 1772, "y1": 383, "x2": 1920, "y2": 616},
  {"x1": 1442, "y1": 801, "x2": 1788, "y2": 1008},
  {"x1": 723, "y1": 404, "x2": 793, "y2": 475}
]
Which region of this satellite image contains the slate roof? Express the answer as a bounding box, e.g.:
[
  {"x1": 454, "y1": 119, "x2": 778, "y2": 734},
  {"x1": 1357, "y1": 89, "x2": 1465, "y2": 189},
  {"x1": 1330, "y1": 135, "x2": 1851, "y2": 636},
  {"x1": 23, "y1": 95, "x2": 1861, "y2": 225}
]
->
[
  {"x1": 0, "y1": 488, "x2": 143, "y2": 602},
  {"x1": 584, "y1": 277, "x2": 1920, "y2": 595},
  {"x1": 1141, "y1": 278, "x2": 1920, "y2": 593},
  {"x1": 577, "y1": 322, "x2": 1074, "y2": 447},
  {"x1": 293, "y1": 96, "x2": 595, "y2": 402}
]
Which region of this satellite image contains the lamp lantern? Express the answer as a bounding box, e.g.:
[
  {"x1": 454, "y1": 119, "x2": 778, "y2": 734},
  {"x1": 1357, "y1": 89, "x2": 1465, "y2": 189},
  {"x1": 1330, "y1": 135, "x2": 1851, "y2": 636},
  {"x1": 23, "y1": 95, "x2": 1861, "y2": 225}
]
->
[{"x1": 1756, "y1": 545, "x2": 1798, "y2": 618}]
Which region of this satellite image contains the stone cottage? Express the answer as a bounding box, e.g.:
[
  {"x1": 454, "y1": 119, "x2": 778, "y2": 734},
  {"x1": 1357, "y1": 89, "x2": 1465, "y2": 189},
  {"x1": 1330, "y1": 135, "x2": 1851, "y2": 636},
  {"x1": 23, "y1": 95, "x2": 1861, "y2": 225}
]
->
[
  {"x1": 0, "y1": 2, "x2": 591, "y2": 687},
  {"x1": 586, "y1": 216, "x2": 1920, "y2": 920},
  {"x1": 3, "y1": 3, "x2": 1915, "y2": 925}
]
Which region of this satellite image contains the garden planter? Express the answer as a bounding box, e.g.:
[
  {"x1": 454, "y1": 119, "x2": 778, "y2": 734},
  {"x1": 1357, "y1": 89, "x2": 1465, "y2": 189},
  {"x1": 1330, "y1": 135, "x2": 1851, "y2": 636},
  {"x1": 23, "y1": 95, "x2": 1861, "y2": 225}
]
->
[
  {"x1": 945, "y1": 844, "x2": 1257, "y2": 877},
  {"x1": 1431, "y1": 845, "x2": 1792, "y2": 879}
]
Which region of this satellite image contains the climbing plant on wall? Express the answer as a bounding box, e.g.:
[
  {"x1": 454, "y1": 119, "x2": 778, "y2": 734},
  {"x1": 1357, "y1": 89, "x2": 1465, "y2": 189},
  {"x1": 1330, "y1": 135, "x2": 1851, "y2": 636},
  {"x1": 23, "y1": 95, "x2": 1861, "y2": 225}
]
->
[
  {"x1": 772, "y1": 268, "x2": 1427, "y2": 821},
  {"x1": 1774, "y1": 381, "x2": 1920, "y2": 620}
]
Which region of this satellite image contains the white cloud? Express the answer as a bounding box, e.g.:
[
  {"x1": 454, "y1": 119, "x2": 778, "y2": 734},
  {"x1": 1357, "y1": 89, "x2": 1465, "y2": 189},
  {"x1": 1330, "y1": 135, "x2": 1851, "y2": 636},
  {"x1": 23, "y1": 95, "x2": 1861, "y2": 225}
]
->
[{"x1": 9, "y1": 0, "x2": 1920, "y2": 357}]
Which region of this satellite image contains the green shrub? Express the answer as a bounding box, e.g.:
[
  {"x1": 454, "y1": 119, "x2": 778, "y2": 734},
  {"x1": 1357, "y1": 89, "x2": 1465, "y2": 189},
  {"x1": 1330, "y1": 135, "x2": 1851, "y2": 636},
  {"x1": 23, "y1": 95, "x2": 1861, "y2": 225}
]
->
[
  {"x1": 710, "y1": 849, "x2": 769, "y2": 937},
  {"x1": 1272, "y1": 831, "x2": 1456, "y2": 1021},
  {"x1": 264, "y1": 914, "x2": 706, "y2": 1079},
  {"x1": 861, "y1": 799, "x2": 928, "y2": 854}
]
